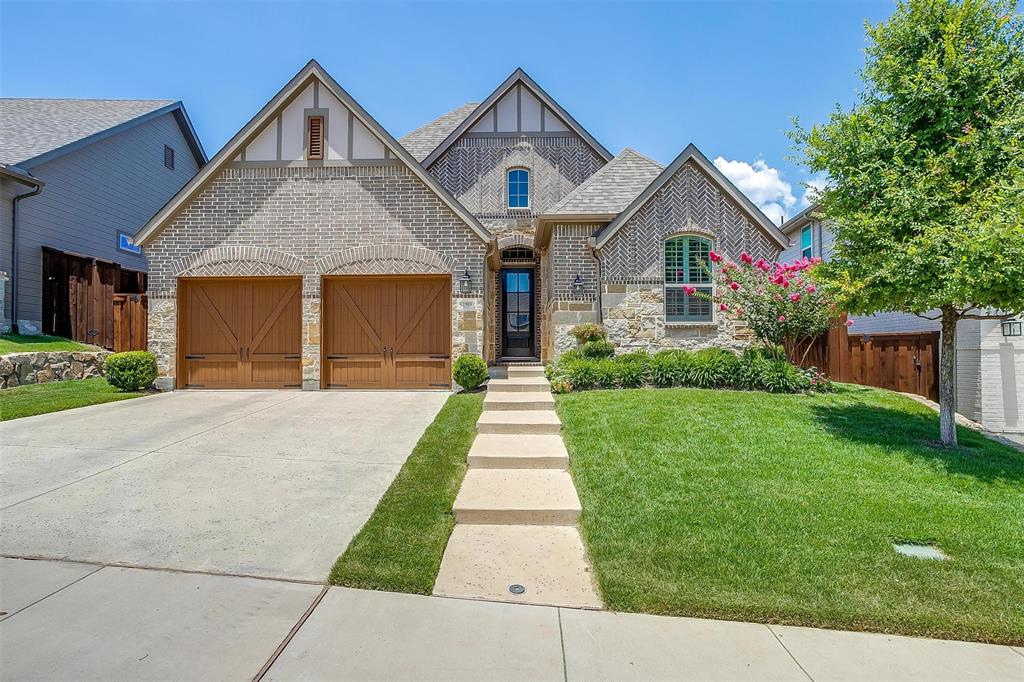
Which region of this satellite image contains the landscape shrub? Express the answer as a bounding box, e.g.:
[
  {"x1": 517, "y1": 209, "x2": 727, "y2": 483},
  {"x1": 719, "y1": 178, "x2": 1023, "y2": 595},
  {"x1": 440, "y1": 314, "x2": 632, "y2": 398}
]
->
[
  {"x1": 560, "y1": 359, "x2": 598, "y2": 390},
  {"x1": 754, "y1": 357, "x2": 810, "y2": 393},
  {"x1": 616, "y1": 357, "x2": 650, "y2": 387},
  {"x1": 571, "y1": 323, "x2": 608, "y2": 345},
  {"x1": 687, "y1": 348, "x2": 739, "y2": 388},
  {"x1": 578, "y1": 340, "x2": 616, "y2": 359},
  {"x1": 452, "y1": 354, "x2": 489, "y2": 390},
  {"x1": 104, "y1": 351, "x2": 157, "y2": 391},
  {"x1": 593, "y1": 359, "x2": 619, "y2": 389}
]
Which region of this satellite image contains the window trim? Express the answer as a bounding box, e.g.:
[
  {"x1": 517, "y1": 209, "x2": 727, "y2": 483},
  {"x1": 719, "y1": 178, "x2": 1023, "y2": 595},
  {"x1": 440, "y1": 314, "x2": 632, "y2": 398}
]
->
[
  {"x1": 664, "y1": 234, "x2": 715, "y2": 324},
  {"x1": 507, "y1": 167, "x2": 530, "y2": 210},
  {"x1": 163, "y1": 144, "x2": 175, "y2": 170},
  {"x1": 800, "y1": 225, "x2": 813, "y2": 259}
]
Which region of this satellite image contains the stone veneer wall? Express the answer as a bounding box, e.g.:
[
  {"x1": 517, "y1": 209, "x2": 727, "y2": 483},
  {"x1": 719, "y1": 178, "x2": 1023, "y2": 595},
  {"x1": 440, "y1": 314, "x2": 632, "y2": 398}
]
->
[
  {"x1": 1, "y1": 350, "x2": 110, "y2": 389},
  {"x1": 144, "y1": 164, "x2": 488, "y2": 389}
]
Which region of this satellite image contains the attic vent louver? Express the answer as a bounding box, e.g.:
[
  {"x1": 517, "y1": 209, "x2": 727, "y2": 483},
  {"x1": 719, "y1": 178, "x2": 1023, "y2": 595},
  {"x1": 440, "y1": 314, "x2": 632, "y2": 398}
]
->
[{"x1": 307, "y1": 116, "x2": 324, "y2": 160}]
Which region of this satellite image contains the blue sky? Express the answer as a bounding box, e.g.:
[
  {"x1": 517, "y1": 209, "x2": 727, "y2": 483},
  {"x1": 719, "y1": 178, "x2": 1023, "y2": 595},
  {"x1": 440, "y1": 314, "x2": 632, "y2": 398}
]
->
[{"x1": 1, "y1": 1, "x2": 894, "y2": 223}]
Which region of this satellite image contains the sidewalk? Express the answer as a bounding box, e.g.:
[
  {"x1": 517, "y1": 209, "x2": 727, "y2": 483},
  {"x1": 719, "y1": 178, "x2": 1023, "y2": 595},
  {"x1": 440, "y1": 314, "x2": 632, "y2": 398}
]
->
[{"x1": 2, "y1": 558, "x2": 1021, "y2": 681}]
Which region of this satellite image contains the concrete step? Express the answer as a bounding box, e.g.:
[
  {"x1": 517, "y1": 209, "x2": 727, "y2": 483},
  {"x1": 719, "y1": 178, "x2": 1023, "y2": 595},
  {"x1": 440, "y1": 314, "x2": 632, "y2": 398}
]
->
[
  {"x1": 468, "y1": 434, "x2": 569, "y2": 469},
  {"x1": 477, "y1": 410, "x2": 561, "y2": 435},
  {"x1": 434, "y1": 524, "x2": 602, "y2": 608},
  {"x1": 452, "y1": 469, "x2": 581, "y2": 525},
  {"x1": 486, "y1": 377, "x2": 551, "y2": 393},
  {"x1": 483, "y1": 391, "x2": 555, "y2": 411},
  {"x1": 506, "y1": 365, "x2": 546, "y2": 379}
]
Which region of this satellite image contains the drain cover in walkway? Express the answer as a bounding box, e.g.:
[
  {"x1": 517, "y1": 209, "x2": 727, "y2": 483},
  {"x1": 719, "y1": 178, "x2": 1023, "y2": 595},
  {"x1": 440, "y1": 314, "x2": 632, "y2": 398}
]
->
[{"x1": 893, "y1": 542, "x2": 948, "y2": 560}]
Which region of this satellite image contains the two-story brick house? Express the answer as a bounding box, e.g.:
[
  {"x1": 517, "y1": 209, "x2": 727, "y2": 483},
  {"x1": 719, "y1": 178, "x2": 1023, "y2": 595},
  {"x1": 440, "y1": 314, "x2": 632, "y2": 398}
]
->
[{"x1": 136, "y1": 60, "x2": 788, "y2": 390}]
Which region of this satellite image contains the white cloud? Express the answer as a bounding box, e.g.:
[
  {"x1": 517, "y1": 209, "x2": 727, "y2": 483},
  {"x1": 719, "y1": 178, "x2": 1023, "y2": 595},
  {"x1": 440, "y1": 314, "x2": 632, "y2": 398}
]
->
[
  {"x1": 801, "y1": 176, "x2": 828, "y2": 208},
  {"x1": 713, "y1": 157, "x2": 796, "y2": 224}
]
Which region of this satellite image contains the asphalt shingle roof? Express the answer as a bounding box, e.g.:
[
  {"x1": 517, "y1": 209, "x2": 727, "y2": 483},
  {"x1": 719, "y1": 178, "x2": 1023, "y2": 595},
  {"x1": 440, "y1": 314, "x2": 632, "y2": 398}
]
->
[
  {"x1": 547, "y1": 148, "x2": 664, "y2": 216},
  {"x1": 399, "y1": 102, "x2": 478, "y2": 162},
  {"x1": 0, "y1": 98, "x2": 175, "y2": 166}
]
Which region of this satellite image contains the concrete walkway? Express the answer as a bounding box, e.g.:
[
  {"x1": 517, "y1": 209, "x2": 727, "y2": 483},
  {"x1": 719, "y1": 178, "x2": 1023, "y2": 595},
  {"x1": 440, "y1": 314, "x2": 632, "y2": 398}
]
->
[
  {"x1": 2, "y1": 558, "x2": 1022, "y2": 681},
  {"x1": 433, "y1": 365, "x2": 602, "y2": 608}
]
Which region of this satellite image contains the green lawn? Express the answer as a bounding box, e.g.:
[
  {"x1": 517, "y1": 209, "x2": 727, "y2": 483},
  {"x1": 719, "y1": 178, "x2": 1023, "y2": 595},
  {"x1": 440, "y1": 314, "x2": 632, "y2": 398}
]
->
[
  {"x1": 0, "y1": 377, "x2": 146, "y2": 421},
  {"x1": 329, "y1": 392, "x2": 484, "y2": 593},
  {"x1": 0, "y1": 334, "x2": 96, "y2": 353},
  {"x1": 557, "y1": 385, "x2": 1024, "y2": 645}
]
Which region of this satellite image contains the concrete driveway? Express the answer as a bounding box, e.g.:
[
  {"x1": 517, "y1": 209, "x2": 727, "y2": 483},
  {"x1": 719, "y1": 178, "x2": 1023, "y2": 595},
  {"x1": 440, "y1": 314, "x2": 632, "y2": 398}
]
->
[{"x1": 0, "y1": 390, "x2": 448, "y2": 581}]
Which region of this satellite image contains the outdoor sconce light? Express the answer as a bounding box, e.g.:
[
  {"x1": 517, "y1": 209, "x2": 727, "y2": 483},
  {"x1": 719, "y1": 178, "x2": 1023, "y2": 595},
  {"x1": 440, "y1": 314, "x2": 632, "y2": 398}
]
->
[
  {"x1": 1002, "y1": 318, "x2": 1022, "y2": 337},
  {"x1": 459, "y1": 268, "x2": 473, "y2": 294},
  {"x1": 571, "y1": 273, "x2": 584, "y2": 298}
]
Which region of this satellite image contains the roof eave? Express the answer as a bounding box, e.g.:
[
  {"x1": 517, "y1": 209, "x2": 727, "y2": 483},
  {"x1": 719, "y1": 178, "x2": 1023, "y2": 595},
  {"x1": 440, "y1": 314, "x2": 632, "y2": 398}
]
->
[
  {"x1": 0, "y1": 163, "x2": 44, "y2": 187},
  {"x1": 536, "y1": 212, "x2": 615, "y2": 249},
  {"x1": 17, "y1": 102, "x2": 203, "y2": 170}
]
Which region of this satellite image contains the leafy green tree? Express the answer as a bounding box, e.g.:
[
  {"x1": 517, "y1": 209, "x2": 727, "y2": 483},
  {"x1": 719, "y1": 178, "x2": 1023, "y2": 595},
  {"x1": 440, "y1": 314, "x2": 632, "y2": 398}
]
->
[{"x1": 793, "y1": 0, "x2": 1024, "y2": 446}]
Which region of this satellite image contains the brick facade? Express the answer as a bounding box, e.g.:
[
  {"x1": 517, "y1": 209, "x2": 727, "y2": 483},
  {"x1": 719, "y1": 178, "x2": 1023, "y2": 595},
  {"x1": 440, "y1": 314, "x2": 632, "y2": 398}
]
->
[{"x1": 145, "y1": 164, "x2": 487, "y2": 388}]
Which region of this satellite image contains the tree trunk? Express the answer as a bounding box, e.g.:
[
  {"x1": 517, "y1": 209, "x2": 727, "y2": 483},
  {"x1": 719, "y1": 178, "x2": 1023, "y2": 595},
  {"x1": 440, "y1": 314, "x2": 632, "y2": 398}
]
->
[{"x1": 938, "y1": 305, "x2": 958, "y2": 447}]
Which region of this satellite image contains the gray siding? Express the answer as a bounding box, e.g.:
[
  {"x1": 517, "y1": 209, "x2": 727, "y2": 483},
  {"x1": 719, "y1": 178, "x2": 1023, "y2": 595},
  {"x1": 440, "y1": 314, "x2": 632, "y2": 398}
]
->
[{"x1": 8, "y1": 111, "x2": 199, "y2": 329}]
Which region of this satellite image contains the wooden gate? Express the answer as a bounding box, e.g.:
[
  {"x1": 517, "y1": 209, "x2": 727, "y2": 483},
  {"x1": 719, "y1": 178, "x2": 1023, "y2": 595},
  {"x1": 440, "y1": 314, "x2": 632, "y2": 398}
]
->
[
  {"x1": 788, "y1": 318, "x2": 940, "y2": 401},
  {"x1": 322, "y1": 276, "x2": 451, "y2": 389},
  {"x1": 112, "y1": 294, "x2": 148, "y2": 352},
  {"x1": 177, "y1": 278, "x2": 302, "y2": 389},
  {"x1": 42, "y1": 247, "x2": 146, "y2": 350}
]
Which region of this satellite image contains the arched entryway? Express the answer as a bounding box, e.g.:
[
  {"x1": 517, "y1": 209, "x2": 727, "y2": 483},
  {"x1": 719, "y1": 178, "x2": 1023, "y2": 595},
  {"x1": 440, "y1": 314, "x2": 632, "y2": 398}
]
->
[{"x1": 496, "y1": 245, "x2": 540, "y2": 361}]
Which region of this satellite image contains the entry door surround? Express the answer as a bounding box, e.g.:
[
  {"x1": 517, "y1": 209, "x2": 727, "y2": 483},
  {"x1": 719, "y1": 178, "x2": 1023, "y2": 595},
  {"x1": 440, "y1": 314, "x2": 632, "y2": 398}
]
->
[
  {"x1": 501, "y1": 267, "x2": 535, "y2": 358},
  {"x1": 321, "y1": 275, "x2": 452, "y2": 389}
]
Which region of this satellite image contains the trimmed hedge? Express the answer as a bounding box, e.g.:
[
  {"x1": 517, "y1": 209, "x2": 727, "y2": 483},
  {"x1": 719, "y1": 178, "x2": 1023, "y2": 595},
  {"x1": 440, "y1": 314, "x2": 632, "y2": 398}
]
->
[
  {"x1": 104, "y1": 351, "x2": 158, "y2": 391},
  {"x1": 550, "y1": 346, "x2": 827, "y2": 394},
  {"x1": 453, "y1": 354, "x2": 489, "y2": 391}
]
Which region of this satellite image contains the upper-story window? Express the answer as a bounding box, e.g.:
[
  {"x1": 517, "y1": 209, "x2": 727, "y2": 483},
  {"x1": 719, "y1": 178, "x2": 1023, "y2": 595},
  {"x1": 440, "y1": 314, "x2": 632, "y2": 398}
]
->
[
  {"x1": 507, "y1": 168, "x2": 529, "y2": 209},
  {"x1": 665, "y1": 235, "x2": 713, "y2": 323},
  {"x1": 801, "y1": 225, "x2": 813, "y2": 259}
]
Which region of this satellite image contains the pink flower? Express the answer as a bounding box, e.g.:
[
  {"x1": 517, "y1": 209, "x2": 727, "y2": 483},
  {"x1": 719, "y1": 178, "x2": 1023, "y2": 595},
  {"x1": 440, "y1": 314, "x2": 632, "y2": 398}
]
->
[
  {"x1": 781, "y1": 280, "x2": 790, "y2": 289},
  {"x1": 845, "y1": 319, "x2": 854, "y2": 327},
  {"x1": 774, "y1": 293, "x2": 783, "y2": 301},
  {"x1": 684, "y1": 285, "x2": 697, "y2": 296},
  {"x1": 756, "y1": 259, "x2": 770, "y2": 272},
  {"x1": 789, "y1": 293, "x2": 801, "y2": 302},
  {"x1": 719, "y1": 303, "x2": 728, "y2": 311},
  {"x1": 778, "y1": 315, "x2": 786, "y2": 322},
  {"x1": 729, "y1": 281, "x2": 740, "y2": 291},
  {"x1": 806, "y1": 284, "x2": 816, "y2": 293},
  {"x1": 740, "y1": 252, "x2": 753, "y2": 265},
  {"x1": 709, "y1": 250, "x2": 723, "y2": 263}
]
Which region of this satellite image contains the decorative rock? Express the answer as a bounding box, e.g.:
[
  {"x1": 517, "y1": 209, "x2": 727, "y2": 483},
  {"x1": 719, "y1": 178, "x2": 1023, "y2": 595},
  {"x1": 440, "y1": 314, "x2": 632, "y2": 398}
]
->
[{"x1": 0, "y1": 350, "x2": 110, "y2": 390}]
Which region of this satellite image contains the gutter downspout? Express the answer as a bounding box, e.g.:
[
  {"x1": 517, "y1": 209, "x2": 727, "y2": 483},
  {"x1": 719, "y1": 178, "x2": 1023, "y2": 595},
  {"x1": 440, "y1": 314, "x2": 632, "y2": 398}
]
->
[{"x1": 11, "y1": 180, "x2": 43, "y2": 334}]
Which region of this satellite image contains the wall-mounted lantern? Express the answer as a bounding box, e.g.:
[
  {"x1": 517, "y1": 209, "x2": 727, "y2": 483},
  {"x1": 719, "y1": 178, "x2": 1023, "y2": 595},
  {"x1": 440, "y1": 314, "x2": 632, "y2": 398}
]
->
[
  {"x1": 1002, "y1": 318, "x2": 1022, "y2": 337},
  {"x1": 571, "y1": 274, "x2": 584, "y2": 298},
  {"x1": 459, "y1": 268, "x2": 473, "y2": 295}
]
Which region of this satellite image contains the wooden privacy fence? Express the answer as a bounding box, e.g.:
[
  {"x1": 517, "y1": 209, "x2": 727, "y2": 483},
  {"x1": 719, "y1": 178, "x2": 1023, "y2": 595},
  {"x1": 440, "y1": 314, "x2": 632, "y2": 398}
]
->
[
  {"x1": 786, "y1": 318, "x2": 940, "y2": 401},
  {"x1": 112, "y1": 294, "x2": 148, "y2": 353},
  {"x1": 42, "y1": 247, "x2": 148, "y2": 352}
]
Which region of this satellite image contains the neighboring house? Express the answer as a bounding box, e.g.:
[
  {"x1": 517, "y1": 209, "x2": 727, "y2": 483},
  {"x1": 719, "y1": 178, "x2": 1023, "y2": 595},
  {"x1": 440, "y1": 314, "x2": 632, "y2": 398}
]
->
[
  {"x1": 136, "y1": 60, "x2": 788, "y2": 391},
  {"x1": 0, "y1": 98, "x2": 205, "y2": 342},
  {"x1": 780, "y1": 205, "x2": 1023, "y2": 440}
]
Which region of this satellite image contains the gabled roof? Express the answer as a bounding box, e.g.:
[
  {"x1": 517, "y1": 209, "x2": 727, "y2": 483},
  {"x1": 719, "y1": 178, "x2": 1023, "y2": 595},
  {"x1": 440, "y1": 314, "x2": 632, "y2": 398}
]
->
[
  {"x1": 592, "y1": 143, "x2": 789, "y2": 250},
  {"x1": 0, "y1": 98, "x2": 206, "y2": 168},
  {"x1": 420, "y1": 68, "x2": 613, "y2": 168},
  {"x1": 136, "y1": 60, "x2": 491, "y2": 246},
  {"x1": 400, "y1": 103, "x2": 478, "y2": 162},
  {"x1": 546, "y1": 148, "x2": 663, "y2": 216}
]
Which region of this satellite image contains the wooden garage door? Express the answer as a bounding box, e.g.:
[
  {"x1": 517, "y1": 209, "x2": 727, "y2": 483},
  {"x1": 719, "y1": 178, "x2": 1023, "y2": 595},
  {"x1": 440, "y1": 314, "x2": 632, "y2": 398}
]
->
[
  {"x1": 178, "y1": 278, "x2": 302, "y2": 389},
  {"x1": 322, "y1": 276, "x2": 451, "y2": 389}
]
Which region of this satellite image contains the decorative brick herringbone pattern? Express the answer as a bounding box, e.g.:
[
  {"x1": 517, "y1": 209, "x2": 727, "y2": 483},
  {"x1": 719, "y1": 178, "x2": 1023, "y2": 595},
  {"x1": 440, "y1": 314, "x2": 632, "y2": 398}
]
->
[
  {"x1": 598, "y1": 160, "x2": 780, "y2": 282},
  {"x1": 428, "y1": 135, "x2": 604, "y2": 225}
]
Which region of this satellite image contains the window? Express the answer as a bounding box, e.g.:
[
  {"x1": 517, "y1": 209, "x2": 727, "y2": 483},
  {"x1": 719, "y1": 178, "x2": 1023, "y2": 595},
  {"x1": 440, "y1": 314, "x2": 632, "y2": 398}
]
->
[
  {"x1": 117, "y1": 232, "x2": 142, "y2": 255},
  {"x1": 801, "y1": 225, "x2": 813, "y2": 259},
  {"x1": 163, "y1": 145, "x2": 175, "y2": 170},
  {"x1": 307, "y1": 115, "x2": 324, "y2": 160},
  {"x1": 507, "y1": 168, "x2": 529, "y2": 209},
  {"x1": 665, "y1": 236, "x2": 713, "y2": 322}
]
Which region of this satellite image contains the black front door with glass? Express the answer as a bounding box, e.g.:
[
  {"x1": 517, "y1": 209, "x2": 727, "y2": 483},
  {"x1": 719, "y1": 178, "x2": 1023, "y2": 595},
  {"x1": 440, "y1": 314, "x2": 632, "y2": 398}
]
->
[{"x1": 501, "y1": 268, "x2": 534, "y2": 358}]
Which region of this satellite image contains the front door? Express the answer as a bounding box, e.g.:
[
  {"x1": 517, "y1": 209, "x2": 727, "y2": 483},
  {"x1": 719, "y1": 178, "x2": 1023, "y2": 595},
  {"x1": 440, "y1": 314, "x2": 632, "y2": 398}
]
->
[{"x1": 501, "y1": 268, "x2": 534, "y2": 358}]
